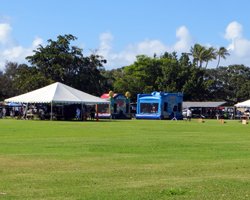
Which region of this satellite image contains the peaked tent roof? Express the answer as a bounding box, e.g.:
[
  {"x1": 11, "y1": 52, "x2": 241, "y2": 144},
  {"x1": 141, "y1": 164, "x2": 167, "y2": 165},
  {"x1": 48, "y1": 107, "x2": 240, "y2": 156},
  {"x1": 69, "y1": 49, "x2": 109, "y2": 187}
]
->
[
  {"x1": 235, "y1": 99, "x2": 250, "y2": 107},
  {"x1": 4, "y1": 82, "x2": 108, "y2": 104}
]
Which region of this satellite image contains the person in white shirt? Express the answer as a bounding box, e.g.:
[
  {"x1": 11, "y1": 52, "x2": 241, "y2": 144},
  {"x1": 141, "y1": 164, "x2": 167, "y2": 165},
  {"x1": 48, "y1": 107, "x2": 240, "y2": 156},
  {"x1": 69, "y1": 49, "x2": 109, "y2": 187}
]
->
[{"x1": 187, "y1": 108, "x2": 192, "y2": 121}]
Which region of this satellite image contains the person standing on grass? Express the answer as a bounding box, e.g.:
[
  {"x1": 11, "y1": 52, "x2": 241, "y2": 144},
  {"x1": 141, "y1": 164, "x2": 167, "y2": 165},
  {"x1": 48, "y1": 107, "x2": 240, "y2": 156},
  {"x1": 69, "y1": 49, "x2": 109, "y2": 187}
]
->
[
  {"x1": 75, "y1": 108, "x2": 81, "y2": 120},
  {"x1": 187, "y1": 108, "x2": 192, "y2": 121},
  {"x1": 2, "y1": 107, "x2": 6, "y2": 118}
]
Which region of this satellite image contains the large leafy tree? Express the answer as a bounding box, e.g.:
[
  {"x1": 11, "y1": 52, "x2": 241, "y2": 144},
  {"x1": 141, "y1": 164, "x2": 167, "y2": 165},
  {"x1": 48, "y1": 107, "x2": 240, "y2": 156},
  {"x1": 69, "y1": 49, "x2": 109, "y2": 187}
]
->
[
  {"x1": 148, "y1": 52, "x2": 210, "y2": 101},
  {"x1": 14, "y1": 64, "x2": 52, "y2": 93},
  {"x1": 0, "y1": 62, "x2": 20, "y2": 99},
  {"x1": 0, "y1": 70, "x2": 5, "y2": 100},
  {"x1": 206, "y1": 65, "x2": 250, "y2": 102},
  {"x1": 182, "y1": 66, "x2": 211, "y2": 100},
  {"x1": 157, "y1": 52, "x2": 184, "y2": 92},
  {"x1": 26, "y1": 34, "x2": 82, "y2": 83},
  {"x1": 113, "y1": 55, "x2": 162, "y2": 100},
  {"x1": 26, "y1": 34, "x2": 107, "y2": 95},
  {"x1": 0, "y1": 62, "x2": 52, "y2": 100},
  {"x1": 111, "y1": 52, "x2": 211, "y2": 101}
]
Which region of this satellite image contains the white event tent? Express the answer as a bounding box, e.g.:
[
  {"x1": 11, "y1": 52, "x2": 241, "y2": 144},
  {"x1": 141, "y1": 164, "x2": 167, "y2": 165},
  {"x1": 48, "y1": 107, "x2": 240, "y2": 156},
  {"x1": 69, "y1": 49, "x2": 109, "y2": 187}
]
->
[
  {"x1": 4, "y1": 82, "x2": 108, "y2": 119},
  {"x1": 235, "y1": 99, "x2": 250, "y2": 108}
]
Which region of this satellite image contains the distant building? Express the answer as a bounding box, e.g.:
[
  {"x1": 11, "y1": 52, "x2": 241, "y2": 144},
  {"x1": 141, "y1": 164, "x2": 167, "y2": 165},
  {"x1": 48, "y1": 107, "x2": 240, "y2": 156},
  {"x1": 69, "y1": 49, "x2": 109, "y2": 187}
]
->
[{"x1": 182, "y1": 101, "x2": 230, "y2": 119}]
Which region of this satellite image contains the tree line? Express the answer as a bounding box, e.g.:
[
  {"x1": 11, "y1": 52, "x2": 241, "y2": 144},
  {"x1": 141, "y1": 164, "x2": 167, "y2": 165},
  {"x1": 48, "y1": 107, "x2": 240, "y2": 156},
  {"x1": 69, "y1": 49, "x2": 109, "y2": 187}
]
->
[{"x1": 0, "y1": 34, "x2": 250, "y2": 104}]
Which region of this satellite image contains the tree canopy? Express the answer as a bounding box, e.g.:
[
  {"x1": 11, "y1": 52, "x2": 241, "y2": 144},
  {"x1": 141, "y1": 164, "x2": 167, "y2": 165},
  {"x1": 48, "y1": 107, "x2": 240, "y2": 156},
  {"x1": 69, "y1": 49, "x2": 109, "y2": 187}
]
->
[
  {"x1": 0, "y1": 34, "x2": 111, "y2": 99},
  {"x1": 25, "y1": 34, "x2": 108, "y2": 95},
  {"x1": 0, "y1": 38, "x2": 249, "y2": 105}
]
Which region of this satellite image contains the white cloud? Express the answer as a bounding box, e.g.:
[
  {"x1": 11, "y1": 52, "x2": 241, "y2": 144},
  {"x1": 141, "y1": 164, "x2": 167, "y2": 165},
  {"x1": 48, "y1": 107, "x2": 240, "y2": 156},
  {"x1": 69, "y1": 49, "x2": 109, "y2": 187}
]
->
[
  {"x1": 0, "y1": 22, "x2": 43, "y2": 71},
  {"x1": 98, "y1": 27, "x2": 193, "y2": 69},
  {"x1": 2, "y1": 20, "x2": 250, "y2": 71},
  {"x1": 223, "y1": 21, "x2": 250, "y2": 65},
  {"x1": 0, "y1": 23, "x2": 11, "y2": 44},
  {"x1": 116, "y1": 39, "x2": 169, "y2": 65},
  {"x1": 173, "y1": 26, "x2": 192, "y2": 52},
  {"x1": 136, "y1": 39, "x2": 168, "y2": 54},
  {"x1": 98, "y1": 35, "x2": 170, "y2": 69},
  {"x1": 32, "y1": 37, "x2": 43, "y2": 47},
  {"x1": 224, "y1": 21, "x2": 242, "y2": 41},
  {"x1": 98, "y1": 22, "x2": 250, "y2": 68},
  {"x1": 2, "y1": 44, "x2": 39, "y2": 62},
  {"x1": 233, "y1": 38, "x2": 250, "y2": 57},
  {"x1": 98, "y1": 32, "x2": 113, "y2": 58}
]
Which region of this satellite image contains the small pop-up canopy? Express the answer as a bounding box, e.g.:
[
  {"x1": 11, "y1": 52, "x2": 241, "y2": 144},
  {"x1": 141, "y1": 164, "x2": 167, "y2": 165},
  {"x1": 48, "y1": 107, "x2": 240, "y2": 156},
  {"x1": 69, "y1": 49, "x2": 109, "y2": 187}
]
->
[{"x1": 5, "y1": 82, "x2": 108, "y2": 104}]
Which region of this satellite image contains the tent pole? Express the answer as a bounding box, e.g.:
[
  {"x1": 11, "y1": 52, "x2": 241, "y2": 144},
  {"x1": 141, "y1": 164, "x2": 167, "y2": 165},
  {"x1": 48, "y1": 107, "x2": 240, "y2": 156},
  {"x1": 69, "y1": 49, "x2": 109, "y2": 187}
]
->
[
  {"x1": 62, "y1": 104, "x2": 64, "y2": 120},
  {"x1": 50, "y1": 102, "x2": 53, "y2": 120},
  {"x1": 109, "y1": 103, "x2": 112, "y2": 120},
  {"x1": 23, "y1": 103, "x2": 28, "y2": 119},
  {"x1": 81, "y1": 103, "x2": 83, "y2": 121},
  {"x1": 96, "y1": 104, "x2": 99, "y2": 121}
]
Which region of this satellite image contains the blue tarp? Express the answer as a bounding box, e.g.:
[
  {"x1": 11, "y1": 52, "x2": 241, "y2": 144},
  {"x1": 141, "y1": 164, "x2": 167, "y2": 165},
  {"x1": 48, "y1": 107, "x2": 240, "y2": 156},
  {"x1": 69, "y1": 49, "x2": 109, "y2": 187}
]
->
[{"x1": 7, "y1": 102, "x2": 23, "y2": 107}]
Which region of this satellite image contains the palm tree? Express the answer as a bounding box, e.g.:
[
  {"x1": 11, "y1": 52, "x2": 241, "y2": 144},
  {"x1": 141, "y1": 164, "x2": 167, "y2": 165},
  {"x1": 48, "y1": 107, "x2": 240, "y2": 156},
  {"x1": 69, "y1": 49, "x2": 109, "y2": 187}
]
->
[
  {"x1": 190, "y1": 44, "x2": 217, "y2": 68},
  {"x1": 204, "y1": 47, "x2": 217, "y2": 68},
  {"x1": 216, "y1": 47, "x2": 230, "y2": 68},
  {"x1": 190, "y1": 44, "x2": 206, "y2": 68}
]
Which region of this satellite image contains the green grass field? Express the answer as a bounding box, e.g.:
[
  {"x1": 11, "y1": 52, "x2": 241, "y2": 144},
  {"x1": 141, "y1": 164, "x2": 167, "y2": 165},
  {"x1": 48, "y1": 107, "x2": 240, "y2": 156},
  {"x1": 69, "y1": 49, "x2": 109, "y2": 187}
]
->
[{"x1": 0, "y1": 119, "x2": 250, "y2": 200}]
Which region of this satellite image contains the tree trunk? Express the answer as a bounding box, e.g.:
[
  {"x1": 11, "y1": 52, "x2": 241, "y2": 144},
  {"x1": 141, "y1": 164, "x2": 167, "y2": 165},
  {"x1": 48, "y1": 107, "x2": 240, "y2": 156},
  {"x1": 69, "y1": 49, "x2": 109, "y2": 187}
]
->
[{"x1": 216, "y1": 56, "x2": 221, "y2": 68}]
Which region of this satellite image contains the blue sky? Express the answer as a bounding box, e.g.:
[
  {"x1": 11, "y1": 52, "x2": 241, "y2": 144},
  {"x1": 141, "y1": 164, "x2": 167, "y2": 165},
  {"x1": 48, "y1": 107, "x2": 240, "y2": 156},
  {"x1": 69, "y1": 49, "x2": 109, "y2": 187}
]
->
[{"x1": 1, "y1": 0, "x2": 250, "y2": 70}]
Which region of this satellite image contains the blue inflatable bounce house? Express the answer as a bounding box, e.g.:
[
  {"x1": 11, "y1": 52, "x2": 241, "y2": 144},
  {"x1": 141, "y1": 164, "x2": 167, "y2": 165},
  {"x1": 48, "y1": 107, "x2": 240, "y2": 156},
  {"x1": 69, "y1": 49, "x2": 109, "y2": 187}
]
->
[{"x1": 136, "y1": 92, "x2": 183, "y2": 120}]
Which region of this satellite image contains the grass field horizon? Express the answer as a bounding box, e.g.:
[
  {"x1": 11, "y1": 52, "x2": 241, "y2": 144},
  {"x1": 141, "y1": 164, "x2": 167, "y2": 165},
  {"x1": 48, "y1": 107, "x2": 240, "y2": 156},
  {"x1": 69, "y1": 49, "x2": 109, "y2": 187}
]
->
[{"x1": 0, "y1": 119, "x2": 250, "y2": 199}]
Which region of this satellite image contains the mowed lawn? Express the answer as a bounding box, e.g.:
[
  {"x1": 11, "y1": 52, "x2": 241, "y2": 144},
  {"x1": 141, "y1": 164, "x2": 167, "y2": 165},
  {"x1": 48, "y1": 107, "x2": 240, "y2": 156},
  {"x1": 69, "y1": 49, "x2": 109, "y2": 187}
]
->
[{"x1": 0, "y1": 119, "x2": 250, "y2": 200}]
